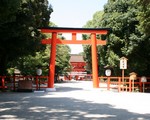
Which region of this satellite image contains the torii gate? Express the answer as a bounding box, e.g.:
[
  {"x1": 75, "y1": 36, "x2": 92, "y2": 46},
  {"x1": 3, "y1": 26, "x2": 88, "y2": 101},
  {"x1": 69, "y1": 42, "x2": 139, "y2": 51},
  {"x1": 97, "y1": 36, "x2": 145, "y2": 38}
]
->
[{"x1": 40, "y1": 27, "x2": 110, "y2": 91}]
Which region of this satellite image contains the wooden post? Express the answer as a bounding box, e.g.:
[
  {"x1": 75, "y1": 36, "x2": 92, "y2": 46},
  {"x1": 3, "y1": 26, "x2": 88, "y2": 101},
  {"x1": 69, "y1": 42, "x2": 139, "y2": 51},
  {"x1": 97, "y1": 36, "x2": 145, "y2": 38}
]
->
[
  {"x1": 143, "y1": 83, "x2": 145, "y2": 93},
  {"x1": 36, "y1": 76, "x2": 38, "y2": 90},
  {"x1": 122, "y1": 69, "x2": 124, "y2": 85},
  {"x1": 47, "y1": 32, "x2": 57, "y2": 91},
  {"x1": 140, "y1": 78, "x2": 142, "y2": 92},
  {"x1": 118, "y1": 77, "x2": 121, "y2": 92},
  {"x1": 132, "y1": 80, "x2": 134, "y2": 92},
  {"x1": 107, "y1": 77, "x2": 110, "y2": 90},
  {"x1": 129, "y1": 78, "x2": 132, "y2": 92},
  {"x1": 91, "y1": 33, "x2": 99, "y2": 88},
  {"x1": 13, "y1": 75, "x2": 16, "y2": 91},
  {"x1": 2, "y1": 77, "x2": 5, "y2": 90}
]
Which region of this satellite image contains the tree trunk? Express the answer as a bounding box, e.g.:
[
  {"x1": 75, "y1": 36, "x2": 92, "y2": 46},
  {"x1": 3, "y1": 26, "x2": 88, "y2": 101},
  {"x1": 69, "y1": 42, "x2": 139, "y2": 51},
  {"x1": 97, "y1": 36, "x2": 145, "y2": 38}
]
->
[{"x1": 0, "y1": 54, "x2": 8, "y2": 76}]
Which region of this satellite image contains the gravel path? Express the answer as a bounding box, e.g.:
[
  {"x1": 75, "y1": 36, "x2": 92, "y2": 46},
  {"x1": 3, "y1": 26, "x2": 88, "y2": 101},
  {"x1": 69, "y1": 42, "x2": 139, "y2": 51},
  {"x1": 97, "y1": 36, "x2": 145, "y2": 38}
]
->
[{"x1": 0, "y1": 81, "x2": 150, "y2": 120}]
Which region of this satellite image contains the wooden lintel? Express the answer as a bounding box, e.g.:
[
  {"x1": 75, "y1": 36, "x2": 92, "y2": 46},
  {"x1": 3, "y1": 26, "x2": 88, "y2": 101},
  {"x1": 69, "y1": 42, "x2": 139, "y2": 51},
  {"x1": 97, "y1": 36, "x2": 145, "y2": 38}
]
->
[
  {"x1": 40, "y1": 27, "x2": 111, "y2": 35},
  {"x1": 41, "y1": 39, "x2": 106, "y2": 45}
]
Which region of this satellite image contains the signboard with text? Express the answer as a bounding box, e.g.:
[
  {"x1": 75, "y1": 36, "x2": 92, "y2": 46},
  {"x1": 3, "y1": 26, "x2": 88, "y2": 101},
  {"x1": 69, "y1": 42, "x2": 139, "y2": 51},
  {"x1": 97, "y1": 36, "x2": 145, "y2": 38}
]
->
[{"x1": 120, "y1": 57, "x2": 128, "y2": 69}]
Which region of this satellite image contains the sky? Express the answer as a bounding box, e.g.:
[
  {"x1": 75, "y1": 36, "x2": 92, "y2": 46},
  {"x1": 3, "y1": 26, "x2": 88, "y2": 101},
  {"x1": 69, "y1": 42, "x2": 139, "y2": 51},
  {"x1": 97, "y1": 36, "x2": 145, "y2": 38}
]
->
[{"x1": 48, "y1": 0, "x2": 108, "y2": 54}]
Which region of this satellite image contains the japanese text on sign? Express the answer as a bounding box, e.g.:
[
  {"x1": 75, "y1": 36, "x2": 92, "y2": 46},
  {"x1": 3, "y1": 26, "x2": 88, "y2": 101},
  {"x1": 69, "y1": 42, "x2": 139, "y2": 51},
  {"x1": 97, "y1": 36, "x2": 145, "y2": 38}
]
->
[{"x1": 120, "y1": 57, "x2": 127, "y2": 69}]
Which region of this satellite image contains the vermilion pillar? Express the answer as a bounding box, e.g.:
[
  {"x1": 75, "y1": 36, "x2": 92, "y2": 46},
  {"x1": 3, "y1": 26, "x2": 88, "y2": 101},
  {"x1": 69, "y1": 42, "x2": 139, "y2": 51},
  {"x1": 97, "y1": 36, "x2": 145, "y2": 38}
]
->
[
  {"x1": 91, "y1": 33, "x2": 99, "y2": 88},
  {"x1": 47, "y1": 32, "x2": 57, "y2": 91}
]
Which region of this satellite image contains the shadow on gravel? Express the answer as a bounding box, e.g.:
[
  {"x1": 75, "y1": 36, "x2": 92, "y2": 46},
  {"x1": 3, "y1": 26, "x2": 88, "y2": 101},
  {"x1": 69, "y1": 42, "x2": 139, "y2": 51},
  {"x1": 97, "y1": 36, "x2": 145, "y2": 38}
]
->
[{"x1": 0, "y1": 92, "x2": 150, "y2": 120}]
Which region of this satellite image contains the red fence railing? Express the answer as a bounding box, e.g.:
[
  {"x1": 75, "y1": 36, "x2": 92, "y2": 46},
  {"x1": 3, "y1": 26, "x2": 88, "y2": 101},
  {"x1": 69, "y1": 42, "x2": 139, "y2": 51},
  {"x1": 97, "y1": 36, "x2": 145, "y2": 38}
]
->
[
  {"x1": 0, "y1": 76, "x2": 48, "y2": 91},
  {"x1": 99, "y1": 76, "x2": 150, "y2": 92},
  {"x1": 1, "y1": 76, "x2": 150, "y2": 93}
]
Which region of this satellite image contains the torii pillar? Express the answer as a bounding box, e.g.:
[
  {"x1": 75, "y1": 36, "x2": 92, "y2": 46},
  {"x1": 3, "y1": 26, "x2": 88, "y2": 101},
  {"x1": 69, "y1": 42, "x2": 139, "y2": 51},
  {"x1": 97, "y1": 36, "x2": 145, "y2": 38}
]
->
[{"x1": 40, "y1": 27, "x2": 110, "y2": 91}]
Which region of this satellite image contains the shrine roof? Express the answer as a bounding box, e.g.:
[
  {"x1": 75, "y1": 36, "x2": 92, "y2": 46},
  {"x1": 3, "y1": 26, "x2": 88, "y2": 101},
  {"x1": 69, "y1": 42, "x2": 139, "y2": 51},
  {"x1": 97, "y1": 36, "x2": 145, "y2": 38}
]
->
[{"x1": 70, "y1": 54, "x2": 85, "y2": 63}]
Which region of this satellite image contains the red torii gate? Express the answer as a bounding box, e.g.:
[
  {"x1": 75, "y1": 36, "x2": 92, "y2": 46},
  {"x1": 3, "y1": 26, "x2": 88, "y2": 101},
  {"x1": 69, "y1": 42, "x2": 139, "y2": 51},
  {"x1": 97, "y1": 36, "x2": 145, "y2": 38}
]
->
[{"x1": 40, "y1": 27, "x2": 110, "y2": 91}]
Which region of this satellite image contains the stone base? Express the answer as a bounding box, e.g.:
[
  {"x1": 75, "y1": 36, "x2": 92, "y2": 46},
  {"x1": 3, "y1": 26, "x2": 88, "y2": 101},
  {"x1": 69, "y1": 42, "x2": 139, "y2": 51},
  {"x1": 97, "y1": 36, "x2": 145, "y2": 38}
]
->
[
  {"x1": 34, "y1": 90, "x2": 45, "y2": 93},
  {"x1": 46, "y1": 88, "x2": 56, "y2": 92}
]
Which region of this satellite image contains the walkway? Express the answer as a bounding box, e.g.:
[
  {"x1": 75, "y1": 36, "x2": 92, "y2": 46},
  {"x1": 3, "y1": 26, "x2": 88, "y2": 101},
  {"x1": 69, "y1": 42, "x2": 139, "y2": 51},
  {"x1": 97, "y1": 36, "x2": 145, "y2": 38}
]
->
[{"x1": 0, "y1": 81, "x2": 150, "y2": 120}]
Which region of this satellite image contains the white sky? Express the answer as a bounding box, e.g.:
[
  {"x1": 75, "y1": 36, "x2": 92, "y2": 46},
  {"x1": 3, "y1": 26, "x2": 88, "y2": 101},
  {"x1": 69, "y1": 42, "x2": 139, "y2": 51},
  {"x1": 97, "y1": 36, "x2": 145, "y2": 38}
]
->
[{"x1": 48, "y1": 0, "x2": 108, "y2": 54}]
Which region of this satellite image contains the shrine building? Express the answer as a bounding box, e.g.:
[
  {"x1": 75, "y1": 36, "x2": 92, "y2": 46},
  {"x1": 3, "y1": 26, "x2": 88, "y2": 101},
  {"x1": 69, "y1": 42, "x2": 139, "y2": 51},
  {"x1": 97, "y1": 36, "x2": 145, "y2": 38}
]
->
[{"x1": 68, "y1": 54, "x2": 87, "y2": 80}]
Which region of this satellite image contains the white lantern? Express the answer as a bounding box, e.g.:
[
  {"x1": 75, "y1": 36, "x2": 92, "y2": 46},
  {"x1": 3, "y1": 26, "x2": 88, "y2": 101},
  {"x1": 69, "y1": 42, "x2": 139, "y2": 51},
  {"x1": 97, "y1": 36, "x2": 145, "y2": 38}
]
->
[
  {"x1": 141, "y1": 76, "x2": 147, "y2": 82},
  {"x1": 36, "y1": 69, "x2": 42, "y2": 76},
  {"x1": 105, "y1": 69, "x2": 111, "y2": 76}
]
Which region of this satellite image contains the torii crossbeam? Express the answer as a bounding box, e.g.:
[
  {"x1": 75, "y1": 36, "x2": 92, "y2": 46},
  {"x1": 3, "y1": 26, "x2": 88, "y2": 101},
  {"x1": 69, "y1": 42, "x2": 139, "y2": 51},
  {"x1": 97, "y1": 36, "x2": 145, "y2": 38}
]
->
[{"x1": 40, "y1": 27, "x2": 111, "y2": 91}]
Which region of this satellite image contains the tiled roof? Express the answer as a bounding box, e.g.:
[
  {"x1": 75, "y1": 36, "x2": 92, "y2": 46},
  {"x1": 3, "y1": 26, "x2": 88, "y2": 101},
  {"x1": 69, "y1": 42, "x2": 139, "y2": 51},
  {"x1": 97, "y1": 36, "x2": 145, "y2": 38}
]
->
[{"x1": 70, "y1": 54, "x2": 85, "y2": 62}]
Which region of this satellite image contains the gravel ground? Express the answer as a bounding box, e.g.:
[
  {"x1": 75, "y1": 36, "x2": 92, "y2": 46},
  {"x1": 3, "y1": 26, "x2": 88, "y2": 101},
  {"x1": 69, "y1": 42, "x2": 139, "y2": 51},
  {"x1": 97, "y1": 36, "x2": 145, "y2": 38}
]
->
[{"x1": 0, "y1": 81, "x2": 150, "y2": 120}]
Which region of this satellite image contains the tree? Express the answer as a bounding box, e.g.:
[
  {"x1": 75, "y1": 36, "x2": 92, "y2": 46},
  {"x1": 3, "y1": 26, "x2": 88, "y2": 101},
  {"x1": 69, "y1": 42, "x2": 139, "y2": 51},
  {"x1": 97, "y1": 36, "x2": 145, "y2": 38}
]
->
[
  {"x1": 83, "y1": 0, "x2": 150, "y2": 76},
  {"x1": 9, "y1": 28, "x2": 71, "y2": 78},
  {"x1": 101, "y1": 0, "x2": 150, "y2": 76},
  {"x1": 55, "y1": 45, "x2": 71, "y2": 80},
  {"x1": 10, "y1": 44, "x2": 71, "y2": 77},
  {"x1": 136, "y1": 0, "x2": 150, "y2": 37},
  {"x1": 9, "y1": 46, "x2": 50, "y2": 75},
  {"x1": 83, "y1": 11, "x2": 108, "y2": 75},
  {"x1": 0, "y1": 0, "x2": 53, "y2": 75}
]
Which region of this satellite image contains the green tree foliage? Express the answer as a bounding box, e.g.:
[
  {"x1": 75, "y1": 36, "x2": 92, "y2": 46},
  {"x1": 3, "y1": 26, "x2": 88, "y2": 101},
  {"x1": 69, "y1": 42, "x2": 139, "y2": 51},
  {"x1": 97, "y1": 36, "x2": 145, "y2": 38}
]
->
[
  {"x1": 9, "y1": 26, "x2": 71, "y2": 76},
  {"x1": 84, "y1": 11, "x2": 104, "y2": 28},
  {"x1": 101, "y1": 0, "x2": 150, "y2": 76},
  {"x1": 83, "y1": 0, "x2": 150, "y2": 76},
  {"x1": 136, "y1": 0, "x2": 150, "y2": 36},
  {"x1": 83, "y1": 11, "x2": 107, "y2": 75},
  {"x1": 11, "y1": 44, "x2": 71, "y2": 77},
  {"x1": 0, "y1": 0, "x2": 53, "y2": 75},
  {"x1": 55, "y1": 45, "x2": 71, "y2": 78},
  {"x1": 10, "y1": 46, "x2": 50, "y2": 75}
]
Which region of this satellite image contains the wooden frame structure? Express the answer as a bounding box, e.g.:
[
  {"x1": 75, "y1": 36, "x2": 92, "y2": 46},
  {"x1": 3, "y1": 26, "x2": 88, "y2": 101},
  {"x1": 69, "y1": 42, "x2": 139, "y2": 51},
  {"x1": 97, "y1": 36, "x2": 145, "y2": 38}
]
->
[
  {"x1": 40, "y1": 27, "x2": 111, "y2": 91},
  {"x1": 1, "y1": 76, "x2": 150, "y2": 92}
]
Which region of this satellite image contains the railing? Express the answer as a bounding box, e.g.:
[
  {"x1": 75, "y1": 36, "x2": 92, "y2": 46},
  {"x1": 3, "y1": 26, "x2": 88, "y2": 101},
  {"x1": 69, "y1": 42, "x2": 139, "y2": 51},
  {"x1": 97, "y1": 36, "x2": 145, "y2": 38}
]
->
[
  {"x1": 0, "y1": 76, "x2": 7, "y2": 89},
  {"x1": 0, "y1": 76, "x2": 48, "y2": 91},
  {"x1": 99, "y1": 76, "x2": 150, "y2": 92},
  {"x1": 1, "y1": 75, "x2": 150, "y2": 93}
]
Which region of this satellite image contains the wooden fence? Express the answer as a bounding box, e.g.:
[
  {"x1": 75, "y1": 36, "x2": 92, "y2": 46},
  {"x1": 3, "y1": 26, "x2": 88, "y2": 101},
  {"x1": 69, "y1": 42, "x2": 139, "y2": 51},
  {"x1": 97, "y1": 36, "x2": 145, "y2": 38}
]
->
[
  {"x1": 0, "y1": 76, "x2": 150, "y2": 92},
  {"x1": 99, "y1": 76, "x2": 150, "y2": 92},
  {"x1": 0, "y1": 76, "x2": 48, "y2": 91}
]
